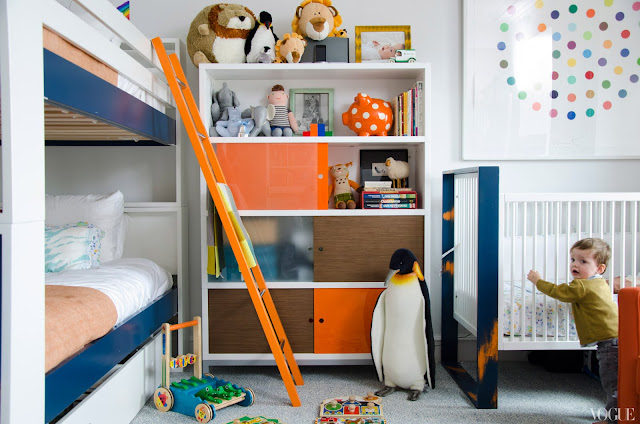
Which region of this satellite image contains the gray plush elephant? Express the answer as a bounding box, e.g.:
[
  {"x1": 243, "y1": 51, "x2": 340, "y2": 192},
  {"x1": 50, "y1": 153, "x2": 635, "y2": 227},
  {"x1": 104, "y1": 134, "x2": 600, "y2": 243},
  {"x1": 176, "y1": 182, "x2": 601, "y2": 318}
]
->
[
  {"x1": 241, "y1": 105, "x2": 273, "y2": 137},
  {"x1": 210, "y1": 83, "x2": 241, "y2": 136}
]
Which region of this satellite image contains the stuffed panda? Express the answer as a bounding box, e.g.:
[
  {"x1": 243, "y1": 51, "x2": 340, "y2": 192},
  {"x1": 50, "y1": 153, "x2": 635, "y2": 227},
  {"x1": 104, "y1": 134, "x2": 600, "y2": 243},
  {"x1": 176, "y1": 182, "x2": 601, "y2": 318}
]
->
[{"x1": 245, "y1": 11, "x2": 279, "y2": 63}]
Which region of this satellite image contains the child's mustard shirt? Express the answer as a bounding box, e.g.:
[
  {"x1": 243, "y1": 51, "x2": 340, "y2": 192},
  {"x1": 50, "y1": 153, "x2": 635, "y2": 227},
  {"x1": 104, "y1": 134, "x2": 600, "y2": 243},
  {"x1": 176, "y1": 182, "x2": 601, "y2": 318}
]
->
[{"x1": 535, "y1": 278, "x2": 618, "y2": 345}]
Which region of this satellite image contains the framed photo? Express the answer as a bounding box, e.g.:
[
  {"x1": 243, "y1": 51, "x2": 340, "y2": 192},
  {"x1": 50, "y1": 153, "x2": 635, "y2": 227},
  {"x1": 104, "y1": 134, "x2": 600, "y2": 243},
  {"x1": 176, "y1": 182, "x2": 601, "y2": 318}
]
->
[
  {"x1": 355, "y1": 26, "x2": 411, "y2": 63},
  {"x1": 289, "y1": 88, "x2": 334, "y2": 136},
  {"x1": 359, "y1": 149, "x2": 409, "y2": 186}
]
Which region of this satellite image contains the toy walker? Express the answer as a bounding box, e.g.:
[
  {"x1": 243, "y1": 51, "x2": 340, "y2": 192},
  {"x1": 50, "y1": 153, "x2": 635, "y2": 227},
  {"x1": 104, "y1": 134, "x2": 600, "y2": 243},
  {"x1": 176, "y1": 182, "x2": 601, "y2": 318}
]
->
[{"x1": 153, "y1": 317, "x2": 254, "y2": 422}]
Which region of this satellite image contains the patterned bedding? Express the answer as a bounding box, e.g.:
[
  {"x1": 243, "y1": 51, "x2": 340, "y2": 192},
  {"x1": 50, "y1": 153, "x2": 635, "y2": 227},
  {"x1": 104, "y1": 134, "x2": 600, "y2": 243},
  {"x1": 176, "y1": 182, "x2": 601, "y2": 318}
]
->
[{"x1": 502, "y1": 281, "x2": 578, "y2": 339}]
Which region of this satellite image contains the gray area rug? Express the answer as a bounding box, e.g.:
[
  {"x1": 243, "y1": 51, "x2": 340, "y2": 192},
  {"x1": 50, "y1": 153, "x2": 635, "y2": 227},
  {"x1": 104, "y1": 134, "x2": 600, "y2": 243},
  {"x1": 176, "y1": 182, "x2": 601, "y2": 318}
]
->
[{"x1": 131, "y1": 361, "x2": 605, "y2": 423}]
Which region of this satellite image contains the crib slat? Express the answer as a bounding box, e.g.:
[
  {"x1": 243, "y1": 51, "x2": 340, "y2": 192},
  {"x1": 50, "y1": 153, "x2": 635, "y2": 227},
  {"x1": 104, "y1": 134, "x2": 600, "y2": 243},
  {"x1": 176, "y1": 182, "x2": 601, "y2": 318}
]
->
[
  {"x1": 532, "y1": 202, "x2": 538, "y2": 342},
  {"x1": 521, "y1": 203, "x2": 527, "y2": 343},
  {"x1": 621, "y1": 201, "x2": 626, "y2": 293},
  {"x1": 565, "y1": 201, "x2": 571, "y2": 341},
  {"x1": 544, "y1": 202, "x2": 548, "y2": 341},
  {"x1": 510, "y1": 202, "x2": 516, "y2": 343},
  {"x1": 610, "y1": 201, "x2": 615, "y2": 295},
  {"x1": 633, "y1": 202, "x2": 638, "y2": 288}
]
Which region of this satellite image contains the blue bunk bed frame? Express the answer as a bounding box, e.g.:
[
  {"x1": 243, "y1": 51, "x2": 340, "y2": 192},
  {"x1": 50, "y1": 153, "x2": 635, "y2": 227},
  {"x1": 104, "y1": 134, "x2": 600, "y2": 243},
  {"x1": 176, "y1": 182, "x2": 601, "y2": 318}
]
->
[
  {"x1": 43, "y1": 48, "x2": 176, "y2": 146},
  {"x1": 41, "y1": 48, "x2": 179, "y2": 422},
  {"x1": 441, "y1": 166, "x2": 499, "y2": 409}
]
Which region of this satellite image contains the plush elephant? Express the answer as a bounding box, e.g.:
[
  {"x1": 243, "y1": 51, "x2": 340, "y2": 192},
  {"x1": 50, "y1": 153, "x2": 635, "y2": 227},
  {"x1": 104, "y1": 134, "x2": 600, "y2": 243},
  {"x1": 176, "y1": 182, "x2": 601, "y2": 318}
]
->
[
  {"x1": 215, "y1": 107, "x2": 255, "y2": 137},
  {"x1": 210, "y1": 83, "x2": 241, "y2": 136},
  {"x1": 241, "y1": 105, "x2": 273, "y2": 137}
]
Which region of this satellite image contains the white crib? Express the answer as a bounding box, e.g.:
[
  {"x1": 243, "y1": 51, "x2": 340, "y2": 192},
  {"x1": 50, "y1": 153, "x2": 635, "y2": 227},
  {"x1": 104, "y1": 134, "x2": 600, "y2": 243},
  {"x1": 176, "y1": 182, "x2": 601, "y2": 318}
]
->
[{"x1": 442, "y1": 166, "x2": 640, "y2": 408}]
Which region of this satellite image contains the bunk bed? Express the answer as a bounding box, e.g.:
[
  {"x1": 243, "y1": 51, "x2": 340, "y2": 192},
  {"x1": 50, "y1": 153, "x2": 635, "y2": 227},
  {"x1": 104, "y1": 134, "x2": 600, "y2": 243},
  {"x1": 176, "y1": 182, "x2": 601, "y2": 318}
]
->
[{"x1": 2, "y1": 1, "x2": 184, "y2": 422}]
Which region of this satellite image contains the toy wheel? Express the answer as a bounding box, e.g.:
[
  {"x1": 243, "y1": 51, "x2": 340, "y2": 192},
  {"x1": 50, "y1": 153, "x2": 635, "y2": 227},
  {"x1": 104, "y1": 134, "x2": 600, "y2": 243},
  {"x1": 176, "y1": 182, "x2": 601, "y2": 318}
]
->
[
  {"x1": 239, "y1": 387, "x2": 255, "y2": 407},
  {"x1": 408, "y1": 58, "x2": 416, "y2": 63},
  {"x1": 153, "y1": 386, "x2": 174, "y2": 412},
  {"x1": 389, "y1": 58, "x2": 396, "y2": 63},
  {"x1": 195, "y1": 403, "x2": 214, "y2": 423}
]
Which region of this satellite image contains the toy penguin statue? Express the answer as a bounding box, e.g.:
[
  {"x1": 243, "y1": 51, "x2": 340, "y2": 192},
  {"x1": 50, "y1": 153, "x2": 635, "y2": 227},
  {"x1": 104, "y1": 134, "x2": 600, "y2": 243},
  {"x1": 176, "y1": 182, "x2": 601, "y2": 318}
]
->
[{"x1": 371, "y1": 248, "x2": 435, "y2": 400}]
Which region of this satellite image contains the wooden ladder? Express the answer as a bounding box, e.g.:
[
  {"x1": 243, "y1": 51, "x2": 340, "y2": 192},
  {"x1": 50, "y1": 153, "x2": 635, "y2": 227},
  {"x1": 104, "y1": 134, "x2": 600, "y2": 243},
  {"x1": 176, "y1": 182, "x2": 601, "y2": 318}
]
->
[{"x1": 151, "y1": 37, "x2": 303, "y2": 407}]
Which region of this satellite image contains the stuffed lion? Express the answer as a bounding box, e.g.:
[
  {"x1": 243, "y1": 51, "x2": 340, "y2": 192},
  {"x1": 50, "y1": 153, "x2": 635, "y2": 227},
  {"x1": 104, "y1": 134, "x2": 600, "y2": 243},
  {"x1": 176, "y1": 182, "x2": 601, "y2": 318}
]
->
[
  {"x1": 291, "y1": 0, "x2": 346, "y2": 41},
  {"x1": 274, "y1": 33, "x2": 307, "y2": 64}
]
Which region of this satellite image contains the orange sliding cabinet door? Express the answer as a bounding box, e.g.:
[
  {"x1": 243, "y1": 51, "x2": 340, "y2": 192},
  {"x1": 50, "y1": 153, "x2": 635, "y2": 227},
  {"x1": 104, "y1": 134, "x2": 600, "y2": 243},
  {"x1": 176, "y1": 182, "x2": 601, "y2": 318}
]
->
[{"x1": 216, "y1": 143, "x2": 328, "y2": 210}]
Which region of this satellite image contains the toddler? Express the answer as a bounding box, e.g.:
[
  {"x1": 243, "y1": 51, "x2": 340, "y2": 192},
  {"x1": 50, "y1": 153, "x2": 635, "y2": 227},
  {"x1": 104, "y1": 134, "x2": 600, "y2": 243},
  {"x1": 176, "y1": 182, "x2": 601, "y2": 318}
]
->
[{"x1": 527, "y1": 238, "x2": 617, "y2": 423}]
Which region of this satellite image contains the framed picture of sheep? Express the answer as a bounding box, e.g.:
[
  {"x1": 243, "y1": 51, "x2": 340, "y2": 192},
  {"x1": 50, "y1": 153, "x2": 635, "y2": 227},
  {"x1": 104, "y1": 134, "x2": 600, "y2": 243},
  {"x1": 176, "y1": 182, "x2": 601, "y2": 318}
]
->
[{"x1": 359, "y1": 149, "x2": 409, "y2": 187}]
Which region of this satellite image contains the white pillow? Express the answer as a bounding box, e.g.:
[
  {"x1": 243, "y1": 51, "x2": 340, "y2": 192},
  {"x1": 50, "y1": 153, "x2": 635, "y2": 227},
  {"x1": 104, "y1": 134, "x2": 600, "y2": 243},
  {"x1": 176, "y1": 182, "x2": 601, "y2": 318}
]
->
[
  {"x1": 45, "y1": 222, "x2": 105, "y2": 272},
  {"x1": 46, "y1": 191, "x2": 124, "y2": 263}
]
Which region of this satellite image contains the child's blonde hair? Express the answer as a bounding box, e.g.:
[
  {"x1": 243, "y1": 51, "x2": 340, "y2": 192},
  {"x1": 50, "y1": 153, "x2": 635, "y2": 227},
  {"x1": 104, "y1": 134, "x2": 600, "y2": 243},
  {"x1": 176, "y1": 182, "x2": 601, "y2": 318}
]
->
[{"x1": 571, "y1": 238, "x2": 611, "y2": 267}]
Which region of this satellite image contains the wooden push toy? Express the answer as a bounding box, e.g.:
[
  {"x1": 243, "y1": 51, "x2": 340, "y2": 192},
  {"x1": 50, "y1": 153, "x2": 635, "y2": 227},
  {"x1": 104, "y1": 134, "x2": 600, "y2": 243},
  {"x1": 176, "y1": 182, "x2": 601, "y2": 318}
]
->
[
  {"x1": 153, "y1": 317, "x2": 254, "y2": 422},
  {"x1": 315, "y1": 393, "x2": 386, "y2": 424}
]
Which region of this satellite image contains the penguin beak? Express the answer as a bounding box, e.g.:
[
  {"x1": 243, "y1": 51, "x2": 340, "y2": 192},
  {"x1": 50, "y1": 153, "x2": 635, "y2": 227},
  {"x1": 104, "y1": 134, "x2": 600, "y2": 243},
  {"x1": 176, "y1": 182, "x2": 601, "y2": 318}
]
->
[
  {"x1": 413, "y1": 261, "x2": 424, "y2": 280},
  {"x1": 385, "y1": 269, "x2": 398, "y2": 287}
]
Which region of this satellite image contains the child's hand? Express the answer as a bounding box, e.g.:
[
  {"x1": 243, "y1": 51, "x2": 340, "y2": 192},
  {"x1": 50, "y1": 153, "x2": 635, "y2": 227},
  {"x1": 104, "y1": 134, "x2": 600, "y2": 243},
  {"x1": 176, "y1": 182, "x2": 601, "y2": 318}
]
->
[{"x1": 527, "y1": 270, "x2": 540, "y2": 284}]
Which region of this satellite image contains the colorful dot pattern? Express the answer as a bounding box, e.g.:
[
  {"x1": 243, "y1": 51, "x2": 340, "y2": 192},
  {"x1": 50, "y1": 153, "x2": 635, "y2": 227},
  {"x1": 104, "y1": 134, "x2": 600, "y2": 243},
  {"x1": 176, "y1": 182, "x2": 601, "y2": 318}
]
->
[{"x1": 497, "y1": 1, "x2": 639, "y2": 119}]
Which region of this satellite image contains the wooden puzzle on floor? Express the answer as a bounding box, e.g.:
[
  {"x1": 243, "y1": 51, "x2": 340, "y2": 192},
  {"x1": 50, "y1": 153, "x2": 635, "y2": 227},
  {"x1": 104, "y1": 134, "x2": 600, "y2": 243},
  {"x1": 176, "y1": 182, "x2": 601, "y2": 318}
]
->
[{"x1": 315, "y1": 394, "x2": 386, "y2": 423}]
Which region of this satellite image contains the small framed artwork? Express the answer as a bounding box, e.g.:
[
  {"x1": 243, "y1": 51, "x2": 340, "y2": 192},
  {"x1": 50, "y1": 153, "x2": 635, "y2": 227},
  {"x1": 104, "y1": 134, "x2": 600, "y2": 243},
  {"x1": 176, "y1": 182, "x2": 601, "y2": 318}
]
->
[
  {"x1": 289, "y1": 88, "x2": 334, "y2": 136},
  {"x1": 355, "y1": 26, "x2": 411, "y2": 63},
  {"x1": 359, "y1": 149, "x2": 409, "y2": 186}
]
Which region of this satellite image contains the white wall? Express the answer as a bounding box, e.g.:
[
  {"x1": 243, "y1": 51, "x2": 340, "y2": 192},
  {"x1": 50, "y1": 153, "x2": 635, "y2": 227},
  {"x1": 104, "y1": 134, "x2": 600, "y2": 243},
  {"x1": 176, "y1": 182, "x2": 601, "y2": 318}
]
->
[{"x1": 131, "y1": 0, "x2": 640, "y2": 338}]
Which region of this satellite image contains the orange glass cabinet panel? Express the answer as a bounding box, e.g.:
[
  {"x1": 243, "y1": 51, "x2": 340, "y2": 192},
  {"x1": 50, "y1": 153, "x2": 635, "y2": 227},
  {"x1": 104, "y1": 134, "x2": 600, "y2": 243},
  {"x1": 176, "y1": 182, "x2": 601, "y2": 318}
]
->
[
  {"x1": 216, "y1": 143, "x2": 328, "y2": 210},
  {"x1": 314, "y1": 288, "x2": 385, "y2": 354}
]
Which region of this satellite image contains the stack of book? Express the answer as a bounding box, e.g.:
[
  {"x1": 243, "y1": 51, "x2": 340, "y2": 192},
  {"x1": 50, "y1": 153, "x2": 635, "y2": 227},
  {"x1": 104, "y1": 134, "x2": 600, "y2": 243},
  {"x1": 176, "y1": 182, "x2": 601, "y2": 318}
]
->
[
  {"x1": 391, "y1": 81, "x2": 425, "y2": 137},
  {"x1": 361, "y1": 181, "x2": 417, "y2": 209}
]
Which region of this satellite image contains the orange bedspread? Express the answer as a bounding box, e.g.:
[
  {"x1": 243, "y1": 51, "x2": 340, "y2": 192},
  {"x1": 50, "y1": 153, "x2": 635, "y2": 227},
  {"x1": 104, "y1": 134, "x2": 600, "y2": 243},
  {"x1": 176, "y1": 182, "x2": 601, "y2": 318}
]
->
[{"x1": 45, "y1": 285, "x2": 118, "y2": 372}]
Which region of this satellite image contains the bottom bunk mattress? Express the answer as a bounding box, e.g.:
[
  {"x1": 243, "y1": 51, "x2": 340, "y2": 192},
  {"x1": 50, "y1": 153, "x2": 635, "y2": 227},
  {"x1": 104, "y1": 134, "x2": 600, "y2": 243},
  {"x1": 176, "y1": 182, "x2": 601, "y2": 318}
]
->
[{"x1": 45, "y1": 258, "x2": 172, "y2": 372}]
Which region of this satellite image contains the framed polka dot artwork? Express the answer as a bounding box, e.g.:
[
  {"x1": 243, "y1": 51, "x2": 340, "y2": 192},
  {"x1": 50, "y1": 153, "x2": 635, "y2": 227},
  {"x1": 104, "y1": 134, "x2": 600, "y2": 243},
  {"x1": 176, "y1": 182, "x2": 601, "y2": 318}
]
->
[{"x1": 463, "y1": 0, "x2": 640, "y2": 159}]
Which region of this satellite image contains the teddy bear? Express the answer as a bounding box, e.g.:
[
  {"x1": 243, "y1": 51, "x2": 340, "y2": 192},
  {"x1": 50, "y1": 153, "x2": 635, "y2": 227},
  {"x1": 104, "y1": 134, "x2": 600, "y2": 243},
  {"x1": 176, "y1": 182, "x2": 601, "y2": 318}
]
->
[
  {"x1": 291, "y1": 0, "x2": 346, "y2": 41},
  {"x1": 186, "y1": 3, "x2": 256, "y2": 67},
  {"x1": 328, "y1": 162, "x2": 362, "y2": 209},
  {"x1": 245, "y1": 11, "x2": 278, "y2": 63},
  {"x1": 274, "y1": 33, "x2": 307, "y2": 64}
]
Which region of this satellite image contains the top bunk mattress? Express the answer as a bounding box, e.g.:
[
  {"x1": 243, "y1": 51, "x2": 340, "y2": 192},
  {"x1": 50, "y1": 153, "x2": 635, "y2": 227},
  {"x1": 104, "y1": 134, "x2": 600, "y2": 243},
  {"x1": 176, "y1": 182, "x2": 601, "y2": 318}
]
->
[{"x1": 45, "y1": 257, "x2": 172, "y2": 325}]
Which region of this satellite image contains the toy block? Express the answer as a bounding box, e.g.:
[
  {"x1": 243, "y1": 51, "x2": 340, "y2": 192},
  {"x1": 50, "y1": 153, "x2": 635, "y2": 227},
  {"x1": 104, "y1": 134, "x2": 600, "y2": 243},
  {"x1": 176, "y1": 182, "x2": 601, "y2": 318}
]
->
[
  {"x1": 317, "y1": 124, "x2": 326, "y2": 136},
  {"x1": 310, "y1": 124, "x2": 318, "y2": 136},
  {"x1": 325, "y1": 131, "x2": 332, "y2": 136},
  {"x1": 303, "y1": 131, "x2": 311, "y2": 136}
]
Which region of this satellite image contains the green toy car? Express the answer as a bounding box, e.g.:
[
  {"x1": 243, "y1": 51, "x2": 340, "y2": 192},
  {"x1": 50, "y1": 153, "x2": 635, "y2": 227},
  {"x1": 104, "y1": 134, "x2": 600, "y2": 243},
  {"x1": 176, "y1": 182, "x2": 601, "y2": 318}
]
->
[{"x1": 389, "y1": 49, "x2": 417, "y2": 63}]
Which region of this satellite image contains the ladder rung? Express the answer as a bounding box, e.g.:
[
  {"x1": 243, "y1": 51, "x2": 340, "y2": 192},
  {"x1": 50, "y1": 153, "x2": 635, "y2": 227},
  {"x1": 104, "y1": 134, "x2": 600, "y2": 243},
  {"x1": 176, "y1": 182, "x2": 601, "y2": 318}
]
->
[
  {"x1": 175, "y1": 76, "x2": 187, "y2": 88},
  {"x1": 259, "y1": 289, "x2": 266, "y2": 298},
  {"x1": 280, "y1": 339, "x2": 286, "y2": 350},
  {"x1": 197, "y1": 131, "x2": 208, "y2": 140}
]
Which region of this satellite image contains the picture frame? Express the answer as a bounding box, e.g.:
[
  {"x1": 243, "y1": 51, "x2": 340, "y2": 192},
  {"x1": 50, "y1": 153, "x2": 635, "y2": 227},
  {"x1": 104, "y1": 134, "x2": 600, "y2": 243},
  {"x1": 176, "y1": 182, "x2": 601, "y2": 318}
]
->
[
  {"x1": 359, "y1": 149, "x2": 409, "y2": 186},
  {"x1": 355, "y1": 26, "x2": 411, "y2": 63},
  {"x1": 462, "y1": 1, "x2": 640, "y2": 159},
  {"x1": 289, "y1": 88, "x2": 334, "y2": 136}
]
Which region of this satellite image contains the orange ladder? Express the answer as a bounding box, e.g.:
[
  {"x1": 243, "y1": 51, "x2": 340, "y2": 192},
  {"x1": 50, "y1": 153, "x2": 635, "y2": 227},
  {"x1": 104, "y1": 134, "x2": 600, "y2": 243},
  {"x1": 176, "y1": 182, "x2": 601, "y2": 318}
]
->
[{"x1": 151, "y1": 37, "x2": 303, "y2": 407}]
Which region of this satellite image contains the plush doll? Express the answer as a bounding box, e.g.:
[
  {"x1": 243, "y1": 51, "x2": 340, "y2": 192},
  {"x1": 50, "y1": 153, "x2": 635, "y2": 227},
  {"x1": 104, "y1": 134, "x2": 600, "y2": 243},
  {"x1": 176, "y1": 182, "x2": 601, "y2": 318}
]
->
[
  {"x1": 210, "y1": 83, "x2": 241, "y2": 136},
  {"x1": 186, "y1": 3, "x2": 256, "y2": 67},
  {"x1": 215, "y1": 107, "x2": 255, "y2": 137},
  {"x1": 328, "y1": 162, "x2": 362, "y2": 209},
  {"x1": 274, "y1": 33, "x2": 307, "y2": 64},
  {"x1": 291, "y1": 0, "x2": 346, "y2": 41},
  {"x1": 245, "y1": 11, "x2": 278, "y2": 63},
  {"x1": 267, "y1": 85, "x2": 298, "y2": 136}
]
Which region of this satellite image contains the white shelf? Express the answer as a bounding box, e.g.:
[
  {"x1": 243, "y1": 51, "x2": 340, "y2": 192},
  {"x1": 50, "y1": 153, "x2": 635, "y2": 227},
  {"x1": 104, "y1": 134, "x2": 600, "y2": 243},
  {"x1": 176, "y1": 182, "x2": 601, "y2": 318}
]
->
[
  {"x1": 198, "y1": 62, "x2": 429, "y2": 81},
  {"x1": 236, "y1": 209, "x2": 426, "y2": 217},
  {"x1": 206, "y1": 281, "x2": 387, "y2": 289},
  {"x1": 209, "y1": 136, "x2": 427, "y2": 145}
]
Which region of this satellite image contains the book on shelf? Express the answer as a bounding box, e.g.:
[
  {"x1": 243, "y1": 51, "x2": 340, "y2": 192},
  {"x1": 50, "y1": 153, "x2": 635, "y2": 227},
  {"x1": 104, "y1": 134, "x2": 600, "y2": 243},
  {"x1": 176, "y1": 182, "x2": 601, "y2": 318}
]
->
[
  {"x1": 361, "y1": 187, "x2": 416, "y2": 193},
  {"x1": 364, "y1": 180, "x2": 393, "y2": 189},
  {"x1": 363, "y1": 202, "x2": 417, "y2": 209},
  {"x1": 392, "y1": 81, "x2": 425, "y2": 136}
]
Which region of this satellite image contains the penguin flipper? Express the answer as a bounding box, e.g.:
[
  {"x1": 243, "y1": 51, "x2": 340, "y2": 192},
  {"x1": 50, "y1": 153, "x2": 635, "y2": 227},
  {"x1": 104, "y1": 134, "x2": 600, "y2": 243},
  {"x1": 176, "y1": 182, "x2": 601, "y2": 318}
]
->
[
  {"x1": 370, "y1": 291, "x2": 386, "y2": 383},
  {"x1": 420, "y1": 280, "x2": 436, "y2": 389}
]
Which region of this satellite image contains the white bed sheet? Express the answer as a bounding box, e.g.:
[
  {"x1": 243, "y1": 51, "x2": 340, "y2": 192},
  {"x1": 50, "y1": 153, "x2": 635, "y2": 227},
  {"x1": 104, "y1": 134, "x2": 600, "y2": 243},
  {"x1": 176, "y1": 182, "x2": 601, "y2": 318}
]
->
[{"x1": 45, "y1": 258, "x2": 172, "y2": 325}]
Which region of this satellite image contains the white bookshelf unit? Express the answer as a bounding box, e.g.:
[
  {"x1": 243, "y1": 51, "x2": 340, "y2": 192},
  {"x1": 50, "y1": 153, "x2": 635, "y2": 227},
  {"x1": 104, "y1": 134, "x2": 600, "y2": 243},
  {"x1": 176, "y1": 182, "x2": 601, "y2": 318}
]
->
[{"x1": 198, "y1": 62, "x2": 431, "y2": 366}]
